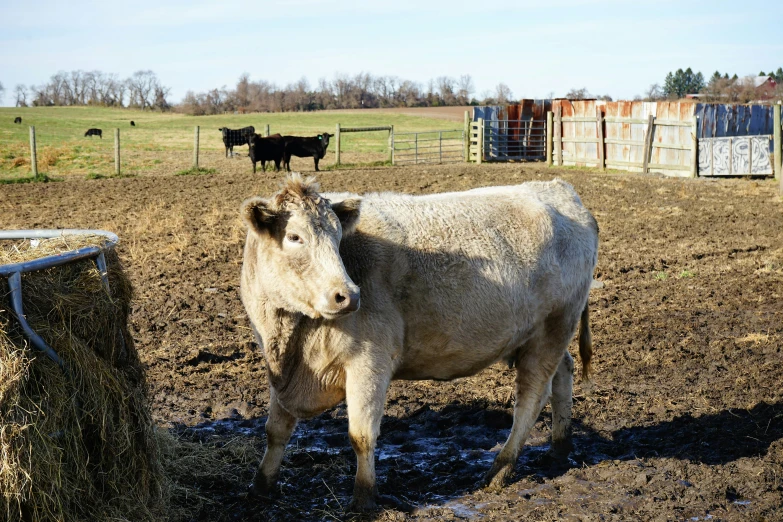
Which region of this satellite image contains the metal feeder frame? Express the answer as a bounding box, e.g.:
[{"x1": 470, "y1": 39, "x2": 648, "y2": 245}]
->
[{"x1": 0, "y1": 229, "x2": 119, "y2": 369}]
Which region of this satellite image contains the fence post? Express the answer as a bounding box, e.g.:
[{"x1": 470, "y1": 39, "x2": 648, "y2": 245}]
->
[
  {"x1": 555, "y1": 107, "x2": 563, "y2": 166},
  {"x1": 114, "y1": 128, "x2": 121, "y2": 176},
  {"x1": 774, "y1": 104, "x2": 781, "y2": 182},
  {"x1": 596, "y1": 107, "x2": 605, "y2": 171},
  {"x1": 642, "y1": 114, "x2": 655, "y2": 174},
  {"x1": 546, "y1": 111, "x2": 553, "y2": 167},
  {"x1": 691, "y1": 115, "x2": 698, "y2": 178},
  {"x1": 439, "y1": 131, "x2": 443, "y2": 163},
  {"x1": 29, "y1": 126, "x2": 38, "y2": 178},
  {"x1": 335, "y1": 123, "x2": 341, "y2": 166},
  {"x1": 464, "y1": 110, "x2": 470, "y2": 162},
  {"x1": 388, "y1": 125, "x2": 394, "y2": 164},
  {"x1": 193, "y1": 126, "x2": 200, "y2": 168},
  {"x1": 415, "y1": 133, "x2": 418, "y2": 164},
  {"x1": 265, "y1": 124, "x2": 270, "y2": 137},
  {"x1": 477, "y1": 118, "x2": 484, "y2": 164}
]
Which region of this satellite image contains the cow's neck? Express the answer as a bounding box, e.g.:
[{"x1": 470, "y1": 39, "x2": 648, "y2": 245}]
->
[{"x1": 261, "y1": 307, "x2": 309, "y2": 393}]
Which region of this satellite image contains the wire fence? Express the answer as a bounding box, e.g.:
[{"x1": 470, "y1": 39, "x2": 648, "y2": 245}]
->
[
  {"x1": 392, "y1": 129, "x2": 464, "y2": 165},
  {"x1": 0, "y1": 123, "x2": 400, "y2": 179}
]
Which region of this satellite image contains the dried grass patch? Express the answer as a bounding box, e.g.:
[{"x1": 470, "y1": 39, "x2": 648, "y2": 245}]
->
[{"x1": 0, "y1": 236, "x2": 165, "y2": 522}]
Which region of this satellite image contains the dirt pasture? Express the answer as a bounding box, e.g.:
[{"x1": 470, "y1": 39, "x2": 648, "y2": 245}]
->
[{"x1": 1, "y1": 163, "x2": 783, "y2": 521}]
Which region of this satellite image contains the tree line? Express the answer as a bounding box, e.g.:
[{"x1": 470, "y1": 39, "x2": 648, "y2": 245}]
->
[
  {"x1": 178, "y1": 73, "x2": 519, "y2": 115},
  {"x1": 10, "y1": 70, "x2": 171, "y2": 110},
  {"x1": 642, "y1": 67, "x2": 783, "y2": 103},
  {"x1": 5, "y1": 66, "x2": 783, "y2": 112}
]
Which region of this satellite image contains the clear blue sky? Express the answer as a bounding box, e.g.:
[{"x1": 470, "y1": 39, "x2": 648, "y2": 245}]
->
[{"x1": 1, "y1": 0, "x2": 781, "y2": 106}]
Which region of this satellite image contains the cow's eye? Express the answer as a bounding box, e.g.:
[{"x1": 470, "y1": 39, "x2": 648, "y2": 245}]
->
[{"x1": 286, "y1": 233, "x2": 303, "y2": 244}]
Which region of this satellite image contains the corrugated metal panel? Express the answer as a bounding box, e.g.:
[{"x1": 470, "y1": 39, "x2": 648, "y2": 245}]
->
[
  {"x1": 474, "y1": 100, "x2": 551, "y2": 161},
  {"x1": 698, "y1": 136, "x2": 773, "y2": 175},
  {"x1": 695, "y1": 104, "x2": 774, "y2": 138},
  {"x1": 472, "y1": 100, "x2": 551, "y2": 122}
]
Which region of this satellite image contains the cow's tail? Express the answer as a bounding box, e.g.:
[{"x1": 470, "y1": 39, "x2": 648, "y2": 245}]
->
[{"x1": 578, "y1": 301, "x2": 592, "y2": 384}]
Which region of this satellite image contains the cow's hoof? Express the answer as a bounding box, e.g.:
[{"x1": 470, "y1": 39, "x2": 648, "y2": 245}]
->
[
  {"x1": 248, "y1": 474, "x2": 275, "y2": 498},
  {"x1": 551, "y1": 438, "x2": 574, "y2": 460},
  {"x1": 483, "y1": 462, "x2": 513, "y2": 492},
  {"x1": 348, "y1": 493, "x2": 377, "y2": 512}
]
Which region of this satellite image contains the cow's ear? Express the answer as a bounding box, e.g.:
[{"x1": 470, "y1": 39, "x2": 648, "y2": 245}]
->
[
  {"x1": 332, "y1": 198, "x2": 362, "y2": 235},
  {"x1": 241, "y1": 197, "x2": 278, "y2": 235}
]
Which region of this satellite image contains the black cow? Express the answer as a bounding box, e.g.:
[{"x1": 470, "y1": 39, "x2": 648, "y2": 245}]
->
[
  {"x1": 248, "y1": 133, "x2": 285, "y2": 174},
  {"x1": 14, "y1": 117, "x2": 22, "y2": 124},
  {"x1": 218, "y1": 126, "x2": 255, "y2": 158},
  {"x1": 84, "y1": 128, "x2": 102, "y2": 138},
  {"x1": 283, "y1": 133, "x2": 333, "y2": 172},
  {"x1": 130, "y1": 121, "x2": 136, "y2": 126}
]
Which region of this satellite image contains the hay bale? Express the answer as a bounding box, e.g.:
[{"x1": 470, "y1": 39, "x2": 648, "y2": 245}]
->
[{"x1": 0, "y1": 236, "x2": 164, "y2": 522}]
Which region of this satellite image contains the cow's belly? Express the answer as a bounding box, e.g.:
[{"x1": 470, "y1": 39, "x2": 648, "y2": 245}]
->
[{"x1": 393, "y1": 319, "x2": 534, "y2": 381}]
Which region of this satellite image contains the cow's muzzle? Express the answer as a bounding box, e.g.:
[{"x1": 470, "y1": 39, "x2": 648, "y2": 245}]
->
[{"x1": 321, "y1": 285, "x2": 360, "y2": 318}]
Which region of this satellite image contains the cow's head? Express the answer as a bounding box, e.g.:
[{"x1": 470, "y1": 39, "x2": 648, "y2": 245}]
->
[
  {"x1": 319, "y1": 133, "x2": 332, "y2": 149},
  {"x1": 241, "y1": 174, "x2": 362, "y2": 320}
]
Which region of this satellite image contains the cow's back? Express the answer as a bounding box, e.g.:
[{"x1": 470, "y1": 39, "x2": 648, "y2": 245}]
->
[{"x1": 334, "y1": 179, "x2": 598, "y2": 380}]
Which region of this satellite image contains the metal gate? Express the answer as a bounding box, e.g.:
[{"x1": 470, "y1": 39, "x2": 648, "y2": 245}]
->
[
  {"x1": 483, "y1": 119, "x2": 546, "y2": 161},
  {"x1": 698, "y1": 135, "x2": 773, "y2": 176},
  {"x1": 392, "y1": 129, "x2": 464, "y2": 165}
]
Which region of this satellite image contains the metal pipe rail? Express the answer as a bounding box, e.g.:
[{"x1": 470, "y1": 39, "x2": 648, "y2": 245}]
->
[
  {"x1": 0, "y1": 229, "x2": 119, "y2": 369},
  {"x1": 392, "y1": 130, "x2": 465, "y2": 165},
  {"x1": 339, "y1": 126, "x2": 393, "y2": 133},
  {"x1": 482, "y1": 119, "x2": 547, "y2": 161}
]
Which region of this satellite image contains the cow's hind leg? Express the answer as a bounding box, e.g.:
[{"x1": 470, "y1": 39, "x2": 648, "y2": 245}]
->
[
  {"x1": 550, "y1": 351, "x2": 575, "y2": 458},
  {"x1": 252, "y1": 388, "x2": 297, "y2": 496},
  {"x1": 484, "y1": 312, "x2": 579, "y2": 490}
]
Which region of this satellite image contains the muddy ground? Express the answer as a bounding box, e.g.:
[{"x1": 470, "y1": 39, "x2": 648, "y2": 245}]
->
[{"x1": 1, "y1": 160, "x2": 783, "y2": 521}]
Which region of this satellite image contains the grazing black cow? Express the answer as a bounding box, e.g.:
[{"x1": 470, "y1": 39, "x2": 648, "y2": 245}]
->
[
  {"x1": 84, "y1": 128, "x2": 102, "y2": 138},
  {"x1": 283, "y1": 133, "x2": 333, "y2": 172},
  {"x1": 248, "y1": 133, "x2": 285, "y2": 174},
  {"x1": 218, "y1": 126, "x2": 255, "y2": 158},
  {"x1": 13, "y1": 117, "x2": 22, "y2": 124},
  {"x1": 130, "y1": 121, "x2": 136, "y2": 126}
]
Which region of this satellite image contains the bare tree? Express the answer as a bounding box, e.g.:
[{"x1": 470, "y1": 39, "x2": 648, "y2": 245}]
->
[
  {"x1": 495, "y1": 83, "x2": 513, "y2": 104},
  {"x1": 565, "y1": 87, "x2": 591, "y2": 100},
  {"x1": 437, "y1": 76, "x2": 457, "y2": 105},
  {"x1": 235, "y1": 72, "x2": 251, "y2": 109},
  {"x1": 644, "y1": 83, "x2": 665, "y2": 101},
  {"x1": 128, "y1": 70, "x2": 158, "y2": 110},
  {"x1": 457, "y1": 75, "x2": 474, "y2": 105},
  {"x1": 14, "y1": 84, "x2": 28, "y2": 107},
  {"x1": 0, "y1": 81, "x2": 4, "y2": 103}
]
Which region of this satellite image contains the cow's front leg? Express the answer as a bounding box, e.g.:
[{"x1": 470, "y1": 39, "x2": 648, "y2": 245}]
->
[
  {"x1": 252, "y1": 388, "x2": 297, "y2": 496},
  {"x1": 345, "y1": 364, "x2": 391, "y2": 511}
]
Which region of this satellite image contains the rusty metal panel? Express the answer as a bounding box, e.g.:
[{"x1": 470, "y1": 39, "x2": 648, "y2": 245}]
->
[{"x1": 474, "y1": 100, "x2": 551, "y2": 161}]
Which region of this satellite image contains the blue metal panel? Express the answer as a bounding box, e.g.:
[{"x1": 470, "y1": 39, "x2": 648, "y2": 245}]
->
[{"x1": 695, "y1": 103, "x2": 774, "y2": 138}]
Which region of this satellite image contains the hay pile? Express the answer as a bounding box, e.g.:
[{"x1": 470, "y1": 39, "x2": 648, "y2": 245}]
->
[{"x1": 0, "y1": 235, "x2": 164, "y2": 522}]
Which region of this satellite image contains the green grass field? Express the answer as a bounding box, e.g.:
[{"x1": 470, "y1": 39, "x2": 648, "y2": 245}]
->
[{"x1": 0, "y1": 107, "x2": 464, "y2": 180}]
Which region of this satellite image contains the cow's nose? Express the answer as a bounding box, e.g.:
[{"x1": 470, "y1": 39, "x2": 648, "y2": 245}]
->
[{"x1": 334, "y1": 288, "x2": 360, "y2": 313}]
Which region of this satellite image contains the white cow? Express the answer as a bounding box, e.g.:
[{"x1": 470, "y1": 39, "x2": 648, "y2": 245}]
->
[{"x1": 240, "y1": 174, "x2": 598, "y2": 510}]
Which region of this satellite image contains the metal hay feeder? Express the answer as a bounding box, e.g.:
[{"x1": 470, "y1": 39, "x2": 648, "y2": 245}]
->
[{"x1": 0, "y1": 229, "x2": 119, "y2": 369}]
